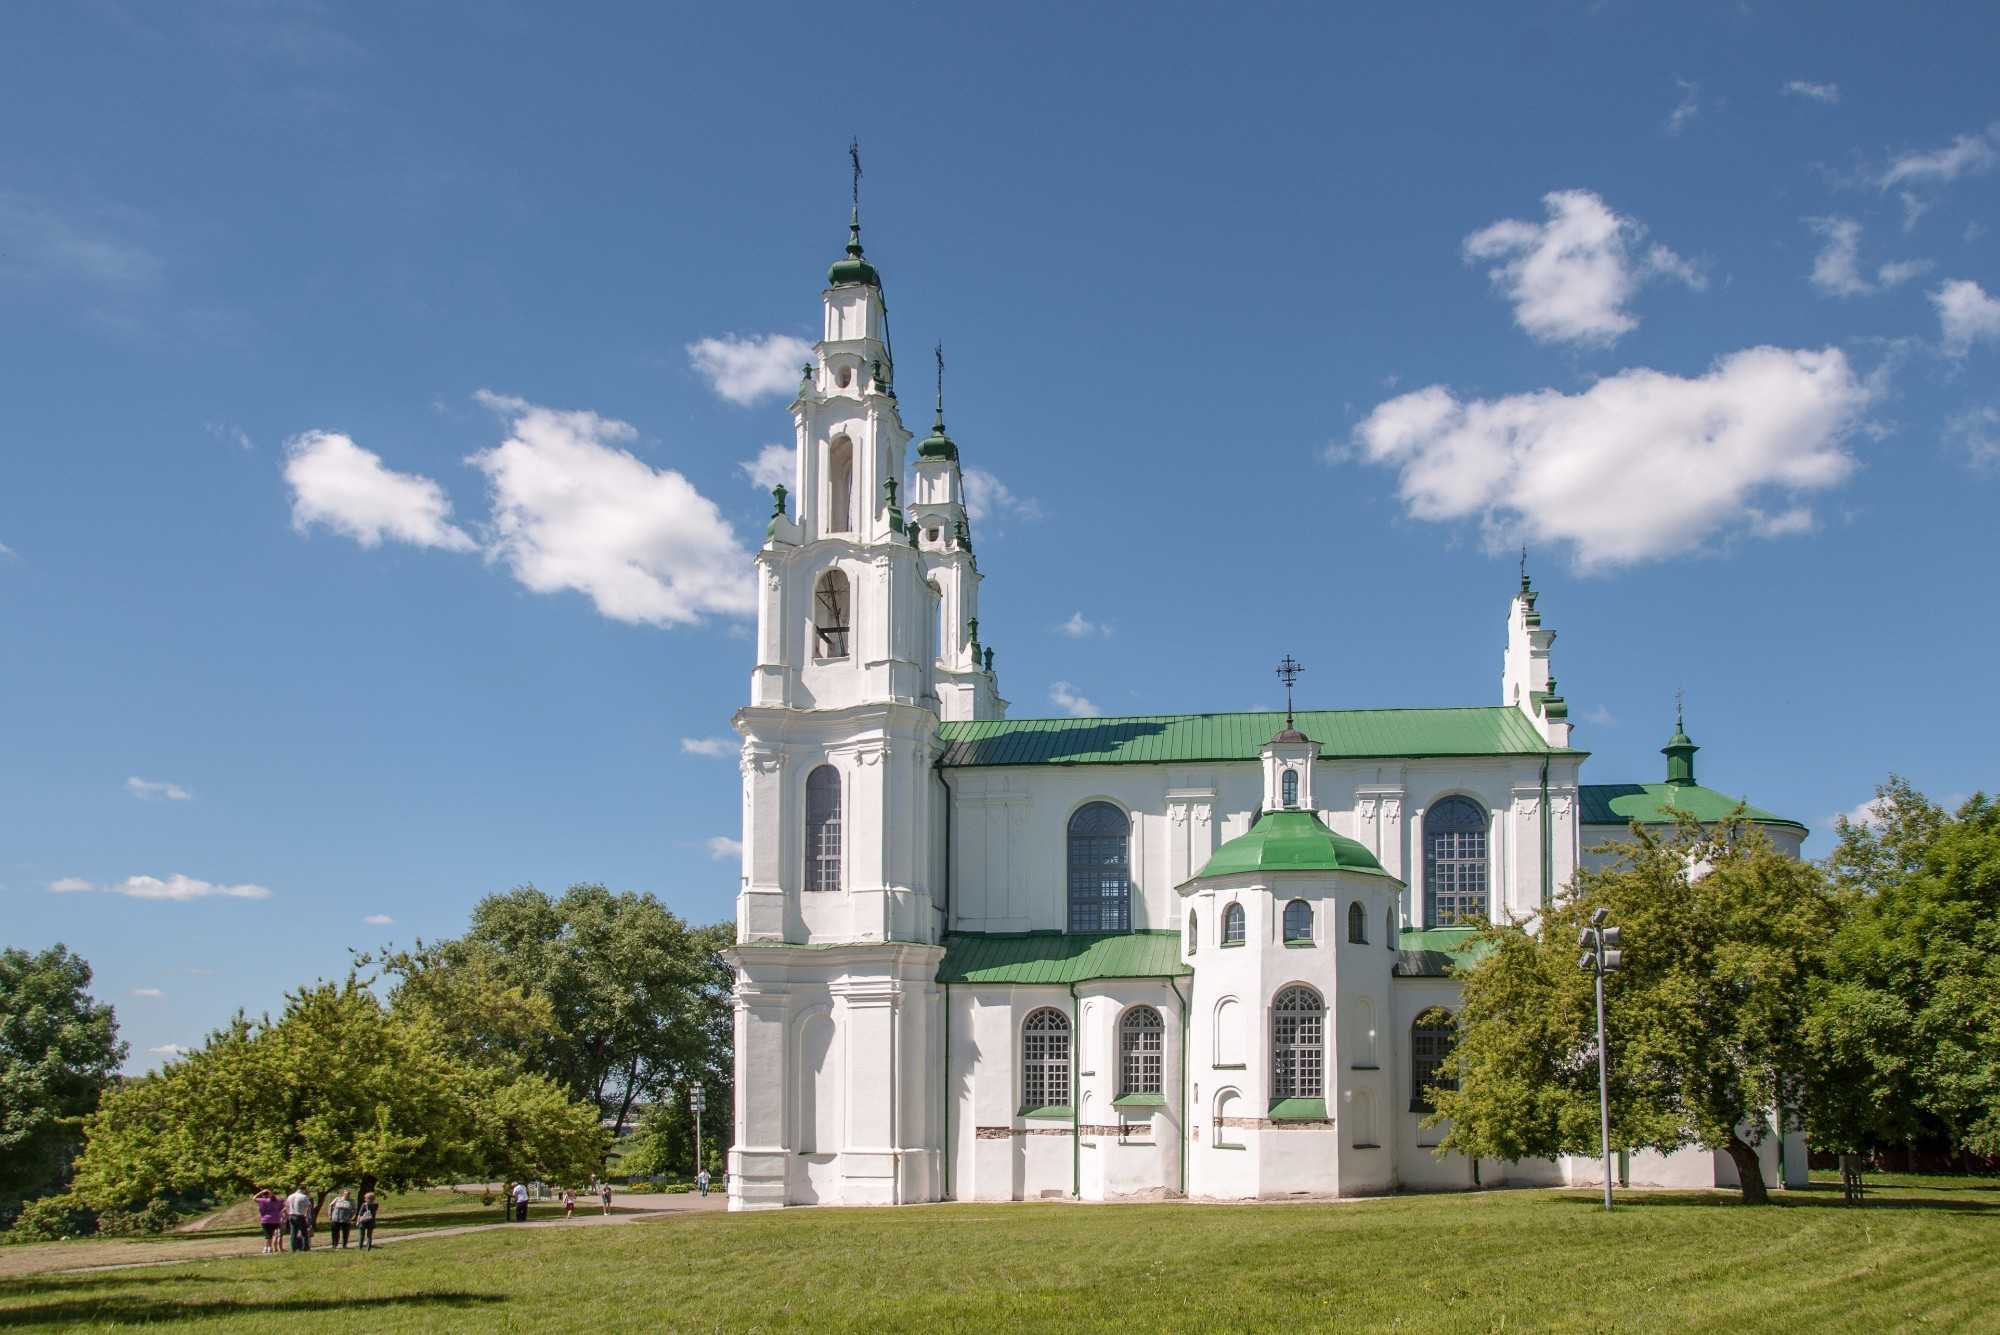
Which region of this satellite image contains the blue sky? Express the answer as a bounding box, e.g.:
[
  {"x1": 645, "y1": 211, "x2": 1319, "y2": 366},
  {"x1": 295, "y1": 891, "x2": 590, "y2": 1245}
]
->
[{"x1": 4, "y1": 2, "x2": 1994, "y2": 1070}]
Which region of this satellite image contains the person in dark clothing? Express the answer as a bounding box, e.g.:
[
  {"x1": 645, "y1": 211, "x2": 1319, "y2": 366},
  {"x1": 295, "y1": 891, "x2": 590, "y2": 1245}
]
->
[{"x1": 357, "y1": 1192, "x2": 379, "y2": 1249}]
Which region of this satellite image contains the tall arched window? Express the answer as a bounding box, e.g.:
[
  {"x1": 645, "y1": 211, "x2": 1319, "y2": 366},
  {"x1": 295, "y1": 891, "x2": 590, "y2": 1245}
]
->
[
  {"x1": 1186, "y1": 909, "x2": 1198, "y2": 955},
  {"x1": 813, "y1": 570, "x2": 851, "y2": 659},
  {"x1": 1021, "y1": 1007, "x2": 1071, "y2": 1110},
  {"x1": 1280, "y1": 768, "x2": 1299, "y2": 808},
  {"x1": 1066, "y1": 802, "x2": 1130, "y2": 933},
  {"x1": 1272, "y1": 986, "x2": 1324, "y2": 1100},
  {"x1": 805, "y1": 765, "x2": 842, "y2": 892},
  {"x1": 1411, "y1": 1008, "x2": 1457, "y2": 1113},
  {"x1": 1386, "y1": 904, "x2": 1397, "y2": 949},
  {"x1": 1119, "y1": 1006, "x2": 1164, "y2": 1097},
  {"x1": 826, "y1": 436, "x2": 854, "y2": 534},
  {"x1": 1346, "y1": 901, "x2": 1367, "y2": 943},
  {"x1": 927, "y1": 579, "x2": 945, "y2": 665},
  {"x1": 1283, "y1": 899, "x2": 1313, "y2": 943},
  {"x1": 1424, "y1": 796, "x2": 1489, "y2": 926},
  {"x1": 1222, "y1": 902, "x2": 1246, "y2": 946}
]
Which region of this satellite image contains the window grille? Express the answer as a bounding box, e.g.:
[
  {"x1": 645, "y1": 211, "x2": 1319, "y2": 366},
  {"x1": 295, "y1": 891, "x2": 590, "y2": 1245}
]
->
[
  {"x1": 814, "y1": 571, "x2": 851, "y2": 659},
  {"x1": 1281, "y1": 768, "x2": 1299, "y2": 808},
  {"x1": 1424, "y1": 796, "x2": 1489, "y2": 925},
  {"x1": 1411, "y1": 1010, "x2": 1457, "y2": 1112},
  {"x1": 1222, "y1": 903, "x2": 1246, "y2": 946},
  {"x1": 1283, "y1": 899, "x2": 1312, "y2": 943},
  {"x1": 1066, "y1": 802, "x2": 1131, "y2": 932},
  {"x1": 1272, "y1": 986, "x2": 1324, "y2": 1099},
  {"x1": 1347, "y1": 901, "x2": 1367, "y2": 944},
  {"x1": 1022, "y1": 1008, "x2": 1071, "y2": 1109},
  {"x1": 805, "y1": 765, "x2": 842, "y2": 892},
  {"x1": 1119, "y1": 1007, "x2": 1164, "y2": 1097}
]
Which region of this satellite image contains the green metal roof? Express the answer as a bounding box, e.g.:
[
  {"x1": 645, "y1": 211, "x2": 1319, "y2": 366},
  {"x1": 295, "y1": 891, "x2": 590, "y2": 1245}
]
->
[
  {"x1": 1394, "y1": 927, "x2": 1492, "y2": 978},
  {"x1": 1578, "y1": 783, "x2": 1805, "y2": 833},
  {"x1": 1189, "y1": 809, "x2": 1397, "y2": 883},
  {"x1": 936, "y1": 931, "x2": 1189, "y2": 985},
  {"x1": 937, "y1": 707, "x2": 1577, "y2": 768}
]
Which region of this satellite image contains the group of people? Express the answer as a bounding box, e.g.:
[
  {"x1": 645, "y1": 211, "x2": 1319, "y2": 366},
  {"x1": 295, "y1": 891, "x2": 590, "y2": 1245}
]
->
[
  {"x1": 253, "y1": 1187, "x2": 378, "y2": 1254},
  {"x1": 509, "y1": 1180, "x2": 614, "y2": 1220}
]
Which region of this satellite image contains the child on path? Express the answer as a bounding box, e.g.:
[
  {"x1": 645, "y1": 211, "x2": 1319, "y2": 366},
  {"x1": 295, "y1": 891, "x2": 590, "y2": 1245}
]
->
[
  {"x1": 328, "y1": 1190, "x2": 354, "y2": 1247},
  {"x1": 254, "y1": 1189, "x2": 283, "y2": 1253},
  {"x1": 563, "y1": 1189, "x2": 575, "y2": 1219},
  {"x1": 600, "y1": 1183, "x2": 613, "y2": 1216},
  {"x1": 357, "y1": 1192, "x2": 378, "y2": 1249}
]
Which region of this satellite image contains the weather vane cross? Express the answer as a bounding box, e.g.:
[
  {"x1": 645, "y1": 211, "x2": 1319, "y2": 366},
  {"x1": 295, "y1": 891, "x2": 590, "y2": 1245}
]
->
[{"x1": 1275, "y1": 654, "x2": 1305, "y2": 729}]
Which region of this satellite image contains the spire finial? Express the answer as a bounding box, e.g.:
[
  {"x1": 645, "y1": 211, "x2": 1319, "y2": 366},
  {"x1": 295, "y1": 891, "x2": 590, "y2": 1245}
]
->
[
  {"x1": 1275, "y1": 654, "x2": 1305, "y2": 731},
  {"x1": 1675, "y1": 687, "x2": 1684, "y2": 733},
  {"x1": 1520, "y1": 544, "x2": 1531, "y2": 592},
  {"x1": 934, "y1": 341, "x2": 946, "y2": 431},
  {"x1": 849, "y1": 137, "x2": 861, "y2": 210}
]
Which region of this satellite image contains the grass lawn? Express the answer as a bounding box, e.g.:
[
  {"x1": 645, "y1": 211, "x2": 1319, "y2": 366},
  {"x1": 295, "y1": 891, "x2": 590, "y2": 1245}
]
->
[{"x1": 1, "y1": 1179, "x2": 1995, "y2": 1332}]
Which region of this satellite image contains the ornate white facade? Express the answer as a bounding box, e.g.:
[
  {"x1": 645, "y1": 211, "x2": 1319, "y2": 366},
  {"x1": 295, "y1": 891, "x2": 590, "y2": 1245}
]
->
[{"x1": 721, "y1": 216, "x2": 1808, "y2": 1209}]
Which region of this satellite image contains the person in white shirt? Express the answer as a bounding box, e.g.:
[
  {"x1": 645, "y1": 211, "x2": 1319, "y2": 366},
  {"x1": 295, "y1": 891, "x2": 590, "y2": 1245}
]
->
[
  {"x1": 511, "y1": 1181, "x2": 529, "y2": 1222},
  {"x1": 283, "y1": 1186, "x2": 313, "y2": 1252},
  {"x1": 696, "y1": 1168, "x2": 710, "y2": 1197}
]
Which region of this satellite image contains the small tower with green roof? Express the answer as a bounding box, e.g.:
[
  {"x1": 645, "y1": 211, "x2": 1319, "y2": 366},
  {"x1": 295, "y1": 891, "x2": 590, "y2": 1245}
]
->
[{"x1": 1662, "y1": 695, "x2": 1699, "y2": 786}]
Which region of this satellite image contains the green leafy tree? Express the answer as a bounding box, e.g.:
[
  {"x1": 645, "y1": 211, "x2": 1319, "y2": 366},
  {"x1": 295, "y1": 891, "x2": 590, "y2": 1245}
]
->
[
  {"x1": 1431, "y1": 817, "x2": 1832, "y2": 1203},
  {"x1": 71, "y1": 980, "x2": 605, "y2": 1213},
  {"x1": 1806, "y1": 778, "x2": 2000, "y2": 1159},
  {"x1": 0, "y1": 944, "x2": 126, "y2": 1219},
  {"x1": 371, "y1": 885, "x2": 732, "y2": 1131}
]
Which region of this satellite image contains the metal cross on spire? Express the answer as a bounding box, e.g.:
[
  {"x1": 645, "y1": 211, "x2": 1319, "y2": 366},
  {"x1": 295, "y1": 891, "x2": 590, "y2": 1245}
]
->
[
  {"x1": 1275, "y1": 654, "x2": 1305, "y2": 730},
  {"x1": 1675, "y1": 687, "x2": 1685, "y2": 731},
  {"x1": 934, "y1": 341, "x2": 945, "y2": 423},
  {"x1": 849, "y1": 137, "x2": 862, "y2": 210}
]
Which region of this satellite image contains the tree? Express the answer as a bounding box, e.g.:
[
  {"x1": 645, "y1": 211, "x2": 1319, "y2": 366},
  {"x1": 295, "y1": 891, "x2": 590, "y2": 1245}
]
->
[
  {"x1": 371, "y1": 885, "x2": 732, "y2": 1131},
  {"x1": 1806, "y1": 778, "x2": 2000, "y2": 1160},
  {"x1": 70, "y1": 979, "x2": 605, "y2": 1212},
  {"x1": 1431, "y1": 817, "x2": 1833, "y2": 1203},
  {"x1": 0, "y1": 945, "x2": 125, "y2": 1218}
]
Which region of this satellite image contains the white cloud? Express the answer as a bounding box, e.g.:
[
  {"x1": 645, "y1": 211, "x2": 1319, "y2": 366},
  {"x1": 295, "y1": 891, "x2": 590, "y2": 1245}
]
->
[
  {"x1": 1057, "y1": 611, "x2": 1111, "y2": 639},
  {"x1": 284, "y1": 430, "x2": 475, "y2": 552},
  {"x1": 706, "y1": 835, "x2": 743, "y2": 861},
  {"x1": 126, "y1": 776, "x2": 192, "y2": 802},
  {"x1": 1807, "y1": 218, "x2": 1929, "y2": 297},
  {"x1": 363, "y1": 913, "x2": 394, "y2": 925},
  {"x1": 132, "y1": 987, "x2": 164, "y2": 998},
  {"x1": 205, "y1": 420, "x2": 252, "y2": 451},
  {"x1": 50, "y1": 873, "x2": 272, "y2": 901},
  {"x1": 468, "y1": 392, "x2": 755, "y2": 627},
  {"x1": 1782, "y1": 80, "x2": 1840, "y2": 104},
  {"x1": 1664, "y1": 79, "x2": 1701, "y2": 136},
  {"x1": 1583, "y1": 704, "x2": 1616, "y2": 726},
  {"x1": 148, "y1": 1043, "x2": 189, "y2": 1057},
  {"x1": 1347, "y1": 345, "x2": 1871, "y2": 570},
  {"x1": 1836, "y1": 797, "x2": 1890, "y2": 830},
  {"x1": 1933, "y1": 279, "x2": 2000, "y2": 356},
  {"x1": 1879, "y1": 125, "x2": 2000, "y2": 189},
  {"x1": 687, "y1": 334, "x2": 814, "y2": 406},
  {"x1": 1463, "y1": 190, "x2": 1702, "y2": 347},
  {"x1": 962, "y1": 467, "x2": 1043, "y2": 524},
  {"x1": 1049, "y1": 681, "x2": 1100, "y2": 717},
  {"x1": 680, "y1": 736, "x2": 736, "y2": 758},
  {"x1": 1947, "y1": 406, "x2": 2000, "y2": 471},
  {"x1": 738, "y1": 443, "x2": 796, "y2": 491}
]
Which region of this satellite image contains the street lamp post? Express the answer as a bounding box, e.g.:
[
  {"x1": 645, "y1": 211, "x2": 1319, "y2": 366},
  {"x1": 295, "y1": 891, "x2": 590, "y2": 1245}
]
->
[
  {"x1": 689, "y1": 1084, "x2": 705, "y2": 1185},
  {"x1": 1576, "y1": 907, "x2": 1624, "y2": 1212}
]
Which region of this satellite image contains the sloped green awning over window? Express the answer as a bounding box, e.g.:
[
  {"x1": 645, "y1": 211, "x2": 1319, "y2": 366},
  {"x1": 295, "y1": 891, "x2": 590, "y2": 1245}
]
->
[{"x1": 936, "y1": 931, "x2": 1190, "y2": 985}]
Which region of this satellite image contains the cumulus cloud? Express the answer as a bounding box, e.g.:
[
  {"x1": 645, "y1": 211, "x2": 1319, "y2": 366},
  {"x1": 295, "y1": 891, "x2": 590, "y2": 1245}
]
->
[
  {"x1": 1879, "y1": 125, "x2": 2000, "y2": 189},
  {"x1": 1933, "y1": 279, "x2": 2000, "y2": 356},
  {"x1": 149, "y1": 1043, "x2": 190, "y2": 1057},
  {"x1": 962, "y1": 467, "x2": 1042, "y2": 524},
  {"x1": 1347, "y1": 346, "x2": 1872, "y2": 570},
  {"x1": 284, "y1": 430, "x2": 476, "y2": 552},
  {"x1": 1463, "y1": 190, "x2": 1703, "y2": 347},
  {"x1": 1056, "y1": 611, "x2": 1111, "y2": 638},
  {"x1": 51, "y1": 874, "x2": 271, "y2": 901},
  {"x1": 687, "y1": 334, "x2": 814, "y2": 405},
  {"x1": 1947, "y1": 406, "x2": 2000, "y2": 471},
  {"x1": 680, "y1": 737, "x2": 736, "y2": 758},
  {"x1": 363, "y1": 913, "x2": 394, "y2": 925},
  {"x1": 738, "y1": 443, "x2": 796, "y2": 491},
  {"x1": 706, "y1": 835, "x2": 743, "y2": 861},
  {"x1": 126, "y1": 776, "x2": 191, "y2": 802},
  {"x1": 1049, "y1": 681, "x2": 1100, "y2": 717},
  {"x1": 1807, "y1": 218, "x2": 1929, "y2": 297},
  {"x1": 1835, "y1": 797, "x2": 1890, "y2": 830},
  {"x1": 1782, "y1": 80, "x2": 1840, "y2": 104},
  {"x1": 468, "y1": 392, "x2": 755, "y2": 627}
]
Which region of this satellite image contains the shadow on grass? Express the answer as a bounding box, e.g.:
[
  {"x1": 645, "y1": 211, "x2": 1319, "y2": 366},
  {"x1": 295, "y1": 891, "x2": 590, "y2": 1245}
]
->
[
  {"x1": 0, "y1": 1291, "x2": 503, "y2": 1328},
  {"x1": 1548, "y1": 1189, "x2": 2000, "y2": 1215}
]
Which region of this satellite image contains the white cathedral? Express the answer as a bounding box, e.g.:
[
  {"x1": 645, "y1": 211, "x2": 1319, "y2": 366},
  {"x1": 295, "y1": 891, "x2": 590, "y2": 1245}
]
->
[{"x1": 720, "y1": 207, "x2": 1809, "y2": 1209}]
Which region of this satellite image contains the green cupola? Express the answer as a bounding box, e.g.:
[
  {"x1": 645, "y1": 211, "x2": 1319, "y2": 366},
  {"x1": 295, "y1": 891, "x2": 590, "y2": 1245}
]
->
[
  {"x1": 1662, "y1": 699, "x2": 1699, "y2": 786},
  {"x1": 1187, "y1": 810, "x2": 1398, "y2": 884},
  {"x1": 826, "y1": 208, "x2": 880, "y2": 289},
  {"x1": 917, "y1": 341, "x2": 958, "y2": 459}
]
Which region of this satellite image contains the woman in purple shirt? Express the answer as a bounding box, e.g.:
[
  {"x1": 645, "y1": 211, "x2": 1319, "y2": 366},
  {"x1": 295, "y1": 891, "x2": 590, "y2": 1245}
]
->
[{"x1": 254, "y1": 1189, "x2": 284, "y2": 1254}]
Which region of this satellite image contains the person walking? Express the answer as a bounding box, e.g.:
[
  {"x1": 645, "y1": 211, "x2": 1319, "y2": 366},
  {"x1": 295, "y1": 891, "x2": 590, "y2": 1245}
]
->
[
  {"x1": 599, "y1": 1182, "x2": 613, "y2": 1216},
  {"x1": 284, "y1": 1185, "x2": 313, "y2": 1252},
  {"x1": 697, "y1": 1168, "x2": 710, "y2": 1198},
  {"x1": 254, "y1": 1189, "x2": 283, "y2": 1253},
  {"x1": 327, "y1": 1190, "x2": 354, "y2": 1248},
  {"x1": 512, "y1": 1180, "x2": 529, "y2": 1223},
  {"x1": 562, "y1": 1188, "x2": 575, "y2": 1219},
  {"x1": 356, "y1": 1192, "x2": 378, "y2": 1250}
]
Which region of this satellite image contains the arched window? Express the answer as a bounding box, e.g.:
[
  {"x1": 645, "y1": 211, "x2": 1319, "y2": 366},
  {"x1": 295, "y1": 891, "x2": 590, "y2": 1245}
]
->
[
  {"x1": 1066, "y1": 802, "x2": 1130, "y2": 933},
  {"x1": 1186, "y1": 909, "x2": 1198, "y2": 955},
  {"x1": 927, "y1": 579, "x2": 945, "y2": 664},
  {"x1": 1021, "y1": 1007, "x2": 1071, "y2": 1111},
  {"x1": 1347, "y1": 901, "x2": 1367, "y2": 944},
  {"x1": 1283, "y1": 899, "x2": 1312, "y2": 943},
  {"x1": 1280, "y1": 768, "x2": 1299, "y2": 809},
  {"x1": 1424, "y1": 796, "x2": 1489, "y2": 926},
  {"x1": 813, "y1": 570, "x2": 851, "y2": 659},
  {"x1": 1119, "y1": 1006, "x2": 1164, "y2": 1097},
  {"x1": 1213, "y1": 1088, "x2": 1243, "y2": 1148},
  {"x1": 1222, "y1": 902, "x2": 1246, "y2": 946},
  {"x1": 1272, "y1": 986, "x2": 1324, "y2": 1099},
  {"x1": 805, "y1": 765, "x2": 842, "y2": 892},
  {"x1": 826, "y1": 436, "x2": 853, "y2": 533},
  {"x1": 1386, "y1": 904, "x2": 1397, "y2": 949},
  {"x1": 1411, "y1": 1008, "x2": 1457, "y2": 1113}
]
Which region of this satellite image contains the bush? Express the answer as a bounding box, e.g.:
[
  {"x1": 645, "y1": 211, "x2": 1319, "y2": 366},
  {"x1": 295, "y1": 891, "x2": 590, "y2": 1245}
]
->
[
  {"x1": 95, "y1": 1199, "x2": 178, "y2": 1236},
  {"x1": 6, "y1": 1194, "x2": 98, "y2": 1243}
]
